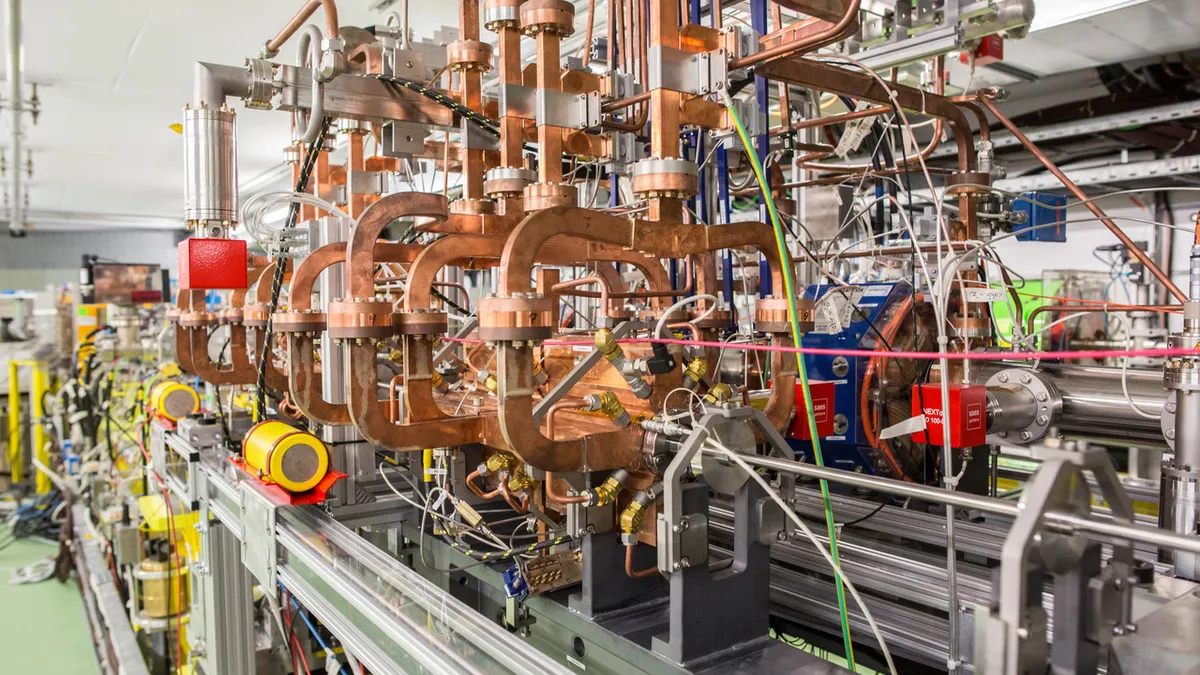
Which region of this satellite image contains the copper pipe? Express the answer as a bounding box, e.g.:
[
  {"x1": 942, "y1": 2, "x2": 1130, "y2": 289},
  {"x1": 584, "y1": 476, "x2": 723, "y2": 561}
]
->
[
  {"x1": 465, "y1": 469, "x2": 492, "y2": 498},
  {"x1": 265, "y1": 0, "x2": 340, "y2": 56},
  {"x1": 1025, "y1": 303, "x2": 1179, "y2": 337},
  {"x1": 541, "y1": 398, "x2": 595, "y2": 504},
  {"x1": 977, "y1": 93, "x2": 1185, "y2": 303},
  {"x1": 582, "y1": 0, "x2": 597, "y2": 67},
  {"x1": 607, "y1": 0, "x2": 617, "y2": 68},
  {"x1": 779, "y1": 104, "x2": 891, "y2": 133},
  {"x1": 499, "y1": 474, "x2": 530, "y2": 512},
  {"x1": 602, "y1": 91, "x2": 651, "y2": 113},
  {"x1": 625, "y1": 544, "x2": 658, "y2": 578},
  {"x1": 666, "y1": 322, "x2": 700, "y2": 340},
  {"x1": 773, "y1": 166, "x2": 954, "y2": 190},
  {"x1": 551, "y1": 275, "x2": 612, "y2": 314},
  {"x1": 712, "y1": 0, "x2": 722, "y2": 28},
  {"x1": 727, "y1": 0, "x2": 861, "y2": 69},
  {"x1": 388, "y1": 373, "x2": 405, "y2": 423},
  {"x1": 953, "y1": 99, "x2": 990, "y2": 142},
  {"x1": 431, "y1": 281, "x2": 471, "y2": 312}
]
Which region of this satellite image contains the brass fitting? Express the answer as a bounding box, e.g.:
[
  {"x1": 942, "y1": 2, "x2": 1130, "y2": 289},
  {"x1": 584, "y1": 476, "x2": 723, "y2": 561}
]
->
[
  {"x1": 588, "y1": 468, "x2": 630, "y2": 507},
  {"x1": 432, "y1": 371, "x2": 449, "y2": 394},
  {"x1": 618, "y1": 499, "x2": 646, "y2": 536},
  {"x1": 594, "y1": 329, "x2": 652, "y2": 399},
  {"x1": 681, "y1": 358, "x2": 707, "y2": 391},
  {"x1": 704, "y1": 383, "x2": 734, "y2": 404},
  {"x1": 507, "y1": 465, "x2": 536, "y2": 492},
  {"x1": 533, "y1": 361, "x2": 549, "y2": 386},
  {"x1": 477, "y1": 369, "x2": 499, "y2": 394},
  {"x1": 584, "y1": 391, "x2": 631, "y2": 428},
  {"x1": 595, "y1": 328, "x2": 621, "y2": 360},
  {"x1": 484, "y1": 451, "x2": 518, "y2": 474}
]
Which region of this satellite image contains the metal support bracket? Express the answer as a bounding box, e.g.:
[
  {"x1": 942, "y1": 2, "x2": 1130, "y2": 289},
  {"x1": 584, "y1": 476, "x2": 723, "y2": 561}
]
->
[
  {"x1": 239, "y1": 482, "x2": 280, "y2": 591},
  {"x1": 380, "y1": 121, "x2": 428, "y2": 158},
  {"x1": 648, "y1": 46, "x2": 728, "y2": 96},
  {"x1": 536, "y1": 89, "x2": 601, "y2": 130}
]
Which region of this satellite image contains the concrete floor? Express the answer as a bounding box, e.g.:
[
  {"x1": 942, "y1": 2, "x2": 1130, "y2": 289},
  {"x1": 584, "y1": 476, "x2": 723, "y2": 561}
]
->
[{"x1": 0, "y1": 536, "x2": 99, "y2": 674}]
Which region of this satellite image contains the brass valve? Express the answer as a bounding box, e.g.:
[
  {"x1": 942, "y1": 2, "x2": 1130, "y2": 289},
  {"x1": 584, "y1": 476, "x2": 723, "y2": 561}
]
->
[
  {"x1": 508, "y1": 465, "x2": 536, "y2": 492},
  {"x1": 594, "y1": 329, "x2": 652, "y2": 399},
  {"x1": 583, "y1": 391, "x2": 631, "y2": 428},
  {"x1": 681, "y1": 357, "x2": 707, "y2": 391},
  {"x1": 594, "y1": 328, "x2": 621, "y2": 360},
  {"x1": 432, "y1": 371, "x2": 449, "y2": 393}
]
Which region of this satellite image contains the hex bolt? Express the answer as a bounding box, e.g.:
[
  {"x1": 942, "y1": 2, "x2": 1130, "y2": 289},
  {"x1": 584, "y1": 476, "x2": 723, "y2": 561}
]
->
[
  {"x1": 1020, "y1": 373, "x2": 1032, "y2": 384},
  {"x1": 1035, "y1": 392, "x2": 1048, "y2": 402},
  {"x1": 1036, "y1": 415, "x2": 1048, "y2": 426},
  {"x1": 1019, "y1": 430, "x2": 1032, "y2": 441},
  {"x1": 998, "y1": 373, "x2": 1009, "y2": 383}
]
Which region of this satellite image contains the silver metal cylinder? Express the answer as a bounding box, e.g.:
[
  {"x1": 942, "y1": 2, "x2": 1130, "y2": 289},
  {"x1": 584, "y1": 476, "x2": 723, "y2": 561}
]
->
[
  {"x1": 1175, "y1": 389, "x2": 1200, "y2": 469},
  {"x1": 986, "y1": 385, "x2": 1038, "y2": 436},
  {"x1": 1159, "y1": 465, "x2": 1200, "y2": 579},
  {"x1": 972, "y1": 363, "x2": 1167, "y2": 446},
  {"x1": 7, "y1": 0, "x2": 23, "y2": 234},
  {"x1": 183, "y1": 105, "x2": 239, "y2": 227}
]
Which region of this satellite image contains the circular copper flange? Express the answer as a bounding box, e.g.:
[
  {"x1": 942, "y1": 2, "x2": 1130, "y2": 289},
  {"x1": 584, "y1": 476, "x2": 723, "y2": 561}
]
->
[
  {"x1": 950, "y1": 315, "x2": 991, "y2": 339},
  {"x1": 944, "y1": 170, "x2": 991, "y2": 196},
  {"x1": 179, "y1": 311, "x2": 218, "y2": 329},
  {"x1": 485, "y1": 166, "x2": 536, "y2": 197},
  {"x1": 449, "y1": 198, "x2": 496, "y2": 216},
  {"x1": 273, "y1": 309, "x2": 328, "y2": 334},
  {"x1": 327, "y1": 299, "x2": 394, "y2": 340},
  {"x1": 484, "y1": 0, "x2": 522, "y2": 30},
  {"x1": 631, "y1": 157, "x2": 699, "y2": 198},
  {"x1": 243, "y1": 302, "x2": 270, "y2": 329},
  {"x1": 394, "y1": 310, "x2": 450, "y2": 336},
  {"x1": 218, "y1": 308, "x2": 245, "y2": 325},
  {"x1": 478, "y1": 295, "x2": 555, "y2": 342},
  {"x1": 692, "y1": 309, "x2": 732, "y2": 330},
  {"x1": 446, "y1": 39, "x2": 494, "y2": 72},
  {"x1": 755, "y1": 297, "x2": 815, "y2": 334},
  {"x1": 520, "y1": 0, "x2": 575, "y2": 36},
  {"x1": 523, "y1": 182, "x2": 577, "y2": 211},
  {"x1": 165, "y1": 308, "x2": 183, "y2": 324}
]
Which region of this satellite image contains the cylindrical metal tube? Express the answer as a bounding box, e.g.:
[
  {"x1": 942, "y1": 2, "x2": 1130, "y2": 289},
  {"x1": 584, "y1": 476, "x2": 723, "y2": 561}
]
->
[
  {"x1": 1175, "y1": 389, "x2": 1200, "y2": 468},
  {"x1": 1159, "y1": 465, "x2": 1200, "y2": 579},
  {"x1": 986, "y1": 385, "x2": 1038, "y2": 436},
  {"x1": 7, "y1": 0, "x2": 23, "y2": 234},
  {"x1": 183, "y1": 105, "x2": 239, "y2": 226},
  {"x1": 972, "y1": 363, "x2": 1167, "y2": 446},
  {"x1": 718, "y1": 450, "x2": 1200, "y2": 557}
]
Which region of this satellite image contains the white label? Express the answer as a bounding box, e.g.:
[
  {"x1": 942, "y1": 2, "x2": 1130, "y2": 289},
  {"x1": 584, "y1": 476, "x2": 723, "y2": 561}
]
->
[
  {"x1": 964, "y1": 287, "x2": 1005, "y2": 303},
  {"x1": 860, "y1": 285, "x2": 893, "y2": 297},
  {"x1": 814, "y1": 286, "x2": 866, "y2": 334},
  {"x1": 572, "y1": 345, "x2": 593, "y2": 353}
]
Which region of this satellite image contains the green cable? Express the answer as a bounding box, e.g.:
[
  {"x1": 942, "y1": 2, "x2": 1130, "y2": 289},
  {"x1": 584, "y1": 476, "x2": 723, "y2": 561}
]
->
[{"x1": 726, "y1": 102, "x2": 857, "y2": 669}]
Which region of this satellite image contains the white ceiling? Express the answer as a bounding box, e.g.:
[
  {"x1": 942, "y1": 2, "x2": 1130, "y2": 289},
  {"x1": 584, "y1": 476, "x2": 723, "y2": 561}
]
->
[
  {"x1": 1, "y1": 0, "x2": 460, "y2": 231},
  {"x1": 3, "y1": 0, "x2": 1199, "y2": 232}
]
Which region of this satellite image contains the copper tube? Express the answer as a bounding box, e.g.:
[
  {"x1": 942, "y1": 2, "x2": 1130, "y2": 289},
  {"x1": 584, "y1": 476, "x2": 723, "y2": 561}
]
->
[
  {"x1": 551, "y1": 275, "x2": 612, "y2": 314},
  {"x1": 465, "y1": 468, "x2": 492, "y2": 498},
  {"x1": 582, "y1": 0, "x2": 597, "y2": 67},
  {"x1": 266, "y1": 0, "x2": 341, "y2": 60},
  {"x1": 1024, "y1": 304, "x2": 1179, "y2": 337},
  {"x1": 772, "y1": 166, "x2": 954, "y2": 190},
  {"x1": 712, "y1": 0, "x2": 722, "y2": 28},
  {"x1": 625, "y1": 544, "x2": 658, "y2": 578},
  {"x1": 499, "y1": 474, "x2": 530, "y2": 512},
  {"x1": 954, "y1": 99, "x2": 990, "y2": 142},
  {"x1": 727, "y1": 0, "x2": 861, "y2": 69},
  {"x1": 545, "y1": 397, "x2": 587, "y2": 440},
  {"x1": 780, "y1": 104, "x2": 891, "y2": 133},
  {"x1": 388, "y1": 373, "x2": 405, "y2": 423},
  {"x1": 607, "y1": 0, "x2": 617, "y2": 68},
  {"x1": 602, "y1": 91, "x2": 651, "y2": 113},
  {"x1": 431, "y1": 281, "x2": 471, "y2": 311},
  {"x1": 666, "y1": 322, "x2": 700, "y2": 340},
  {"x1": 545, "y1": 472, "x2": 591, "y2": 504},
  {"x1": 977, "y1": 93, "x2": 1185, "y2": 303}
]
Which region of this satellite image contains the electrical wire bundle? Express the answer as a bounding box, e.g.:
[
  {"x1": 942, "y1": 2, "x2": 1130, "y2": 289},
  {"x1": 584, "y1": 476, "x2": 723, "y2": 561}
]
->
[{"x1": 0, "y1": 489, "x2": 65, "y2": 552}]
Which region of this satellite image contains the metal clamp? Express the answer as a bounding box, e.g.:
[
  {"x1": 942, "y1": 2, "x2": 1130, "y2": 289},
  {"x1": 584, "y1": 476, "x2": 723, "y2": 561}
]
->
[
  {"x1": 648, "y1": 46, "x2": 728, "y2": 95},
  {"x1": 239, "y1": 482, "x2": 280, "y2": 591},
  {"x1": 536, "y1": 89, "x2": 600, "y2": 129}
]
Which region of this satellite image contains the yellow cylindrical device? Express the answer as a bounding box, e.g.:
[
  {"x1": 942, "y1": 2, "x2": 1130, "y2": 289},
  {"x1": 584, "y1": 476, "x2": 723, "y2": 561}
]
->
[
  {"x1": 148, "y1": 381, "x2": 200, "y2": 422},
  {"x1": 242, "y1": 421, "x2": 330, "y2": 492}
]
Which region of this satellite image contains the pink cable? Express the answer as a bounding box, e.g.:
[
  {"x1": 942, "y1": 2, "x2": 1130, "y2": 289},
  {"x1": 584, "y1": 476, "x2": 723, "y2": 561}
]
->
[{"x1": 441, "y1": 334, "x2": 1199, "y2": 362}]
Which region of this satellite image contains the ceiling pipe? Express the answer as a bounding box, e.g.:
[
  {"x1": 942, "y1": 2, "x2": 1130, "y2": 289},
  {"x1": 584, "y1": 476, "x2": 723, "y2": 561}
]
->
[{"x1": 6, "y1": 0, "x2": 23, "y2": 236}]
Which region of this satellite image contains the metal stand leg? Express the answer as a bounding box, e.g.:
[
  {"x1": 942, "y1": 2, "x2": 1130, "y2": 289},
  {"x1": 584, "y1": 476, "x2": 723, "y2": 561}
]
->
[
  {"x1": 651, "y1": 481, "x2": 771, "y2": 667},
  {"x1": 570, "y1": 531, "x2": 664, "y2": 618}
]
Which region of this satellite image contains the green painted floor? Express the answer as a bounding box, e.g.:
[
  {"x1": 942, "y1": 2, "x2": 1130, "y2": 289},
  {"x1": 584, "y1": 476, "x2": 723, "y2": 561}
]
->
[{"x1": 0, "y1": 537, "x2": 99, "y2": 674}]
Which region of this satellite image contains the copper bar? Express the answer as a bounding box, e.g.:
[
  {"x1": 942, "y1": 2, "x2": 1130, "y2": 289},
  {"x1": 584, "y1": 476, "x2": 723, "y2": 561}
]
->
[
  {"x1": 1024, "y1": 303, "x2": 1179, "y2": 337},
  {"x1": 536, "y1": 30, "x2": 564, "y2": 184}
]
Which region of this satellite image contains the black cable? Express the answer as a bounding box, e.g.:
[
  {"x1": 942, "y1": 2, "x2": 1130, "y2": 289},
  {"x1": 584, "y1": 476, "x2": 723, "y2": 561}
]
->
[
  {"x1": 256, "y1": 116, "x2": 334, "y2": 421},
  {"x1": 841, "y1": 500, "x2": 887, "y2": 528},
  {"x1": 367, "y1": 73, "x2": 538, "y2": 154}
]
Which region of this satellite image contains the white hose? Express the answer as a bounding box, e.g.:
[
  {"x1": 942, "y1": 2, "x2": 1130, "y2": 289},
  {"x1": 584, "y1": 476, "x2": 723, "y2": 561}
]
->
[{"x1": 654, "y1": 294, "x2": 719, "y2": 338}]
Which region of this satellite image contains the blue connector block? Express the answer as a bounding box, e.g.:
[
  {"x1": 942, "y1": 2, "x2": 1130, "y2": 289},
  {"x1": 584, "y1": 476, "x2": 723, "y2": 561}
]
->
[
  {"x1": 1012, "y1": 192, "x2": 1067, "y2": 242},
  {"x1": 502, "y1": 564, "x2": 528, "y2": 602}
]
